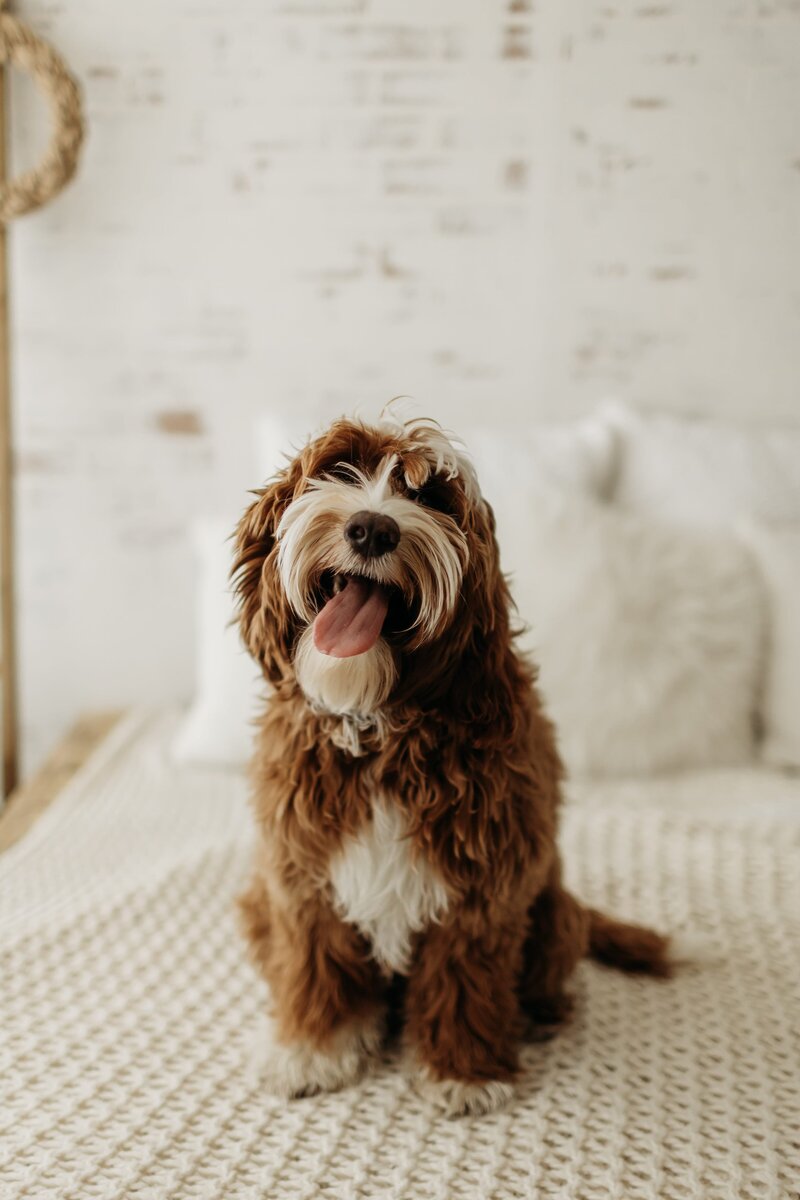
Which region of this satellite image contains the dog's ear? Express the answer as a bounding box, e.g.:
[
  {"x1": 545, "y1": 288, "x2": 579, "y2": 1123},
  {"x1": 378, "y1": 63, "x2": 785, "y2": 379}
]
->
[
  {"x1": 456, "y1": 493, "x2": 513, "y2": 660},
  {"x1": 437, "y1": 492, "x2": 529, "y2": 731},
  {"x1": 396, "y1": 486, "x2": 520, "y2": 717},
  {"x1": 232, "y1": 461, "x2": 303, "y2": 686}
]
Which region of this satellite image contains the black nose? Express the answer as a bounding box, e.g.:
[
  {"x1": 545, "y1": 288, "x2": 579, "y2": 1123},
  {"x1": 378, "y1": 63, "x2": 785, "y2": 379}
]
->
[{"x1": 344, "y1": 510, "x2": 401, "y2": 559}]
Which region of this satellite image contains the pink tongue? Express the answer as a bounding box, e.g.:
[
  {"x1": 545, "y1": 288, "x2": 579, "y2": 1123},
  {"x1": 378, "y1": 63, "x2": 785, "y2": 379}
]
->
[{"x1": 313, "y1": 578, "x2": 390, "y2": 658}]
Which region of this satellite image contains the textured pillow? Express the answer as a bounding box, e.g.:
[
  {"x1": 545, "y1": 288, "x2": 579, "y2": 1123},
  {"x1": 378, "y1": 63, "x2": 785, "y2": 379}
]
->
[
  {"x1": 171, "y1": 520, "x2": 265, "y2": 770},
  {"x1": 607, "y1": 402, "x2": 800, "y2": 525},
  {"x1": 739, "y1": 525, "x2": 800, "y2": 770},
  {"x1": 466, "y1": 411, "x2": 619, "y2": 505},
  {"x1": 511, "y1": 493, "x2": 765, "y2": 778}
]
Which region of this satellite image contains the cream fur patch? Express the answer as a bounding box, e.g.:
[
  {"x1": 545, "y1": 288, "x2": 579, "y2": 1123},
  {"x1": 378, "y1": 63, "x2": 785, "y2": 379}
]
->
[
  {"x1": 415, "y1": 1070, "x2": 514, "y2": 1117},
  {"x1": 293, "y1": 626, "x2": 396, "y2": 717},
  {"x1": 328, "y1": 797, "x2": 449, "y2": 974},
  {"x1": 254, "y1": 1014, "x2": 383, "y2": 1098}
]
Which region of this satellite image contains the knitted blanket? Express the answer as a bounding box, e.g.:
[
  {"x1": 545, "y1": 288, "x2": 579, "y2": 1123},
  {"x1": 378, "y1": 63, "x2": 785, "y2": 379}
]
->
[{"x1": 2, "y1": 712, "x2": 799, "y2": 1200}]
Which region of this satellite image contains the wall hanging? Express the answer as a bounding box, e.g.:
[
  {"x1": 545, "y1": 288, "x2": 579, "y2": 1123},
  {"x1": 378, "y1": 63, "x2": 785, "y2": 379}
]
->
[{"x1": 0, "y1": 0, "x2": 85, "y2": 795}]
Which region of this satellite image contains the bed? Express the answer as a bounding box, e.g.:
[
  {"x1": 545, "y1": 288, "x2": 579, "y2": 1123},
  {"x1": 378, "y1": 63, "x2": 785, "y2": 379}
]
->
[{"x1": 2, "y1": 708, "x2": 798, "y2": 1200}]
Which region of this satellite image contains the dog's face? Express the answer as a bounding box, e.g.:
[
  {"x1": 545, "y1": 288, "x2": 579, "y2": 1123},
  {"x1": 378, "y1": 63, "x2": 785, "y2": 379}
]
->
[{"x1": 234, "y1": 418, "x2": 508, "y2": 717}]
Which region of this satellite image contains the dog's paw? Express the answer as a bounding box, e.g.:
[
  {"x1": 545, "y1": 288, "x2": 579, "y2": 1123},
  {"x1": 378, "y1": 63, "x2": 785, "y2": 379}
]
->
[
  {"x1": 415, "y1": 1070, "x2": 514, "y2": 1117},
  {"x1": 255, "y1": 1016, "x2": 383, "y2": 1099}
]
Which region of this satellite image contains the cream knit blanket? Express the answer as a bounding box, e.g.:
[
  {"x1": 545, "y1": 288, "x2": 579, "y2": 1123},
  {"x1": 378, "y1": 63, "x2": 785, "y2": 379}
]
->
[{"x1": 1, "y1": 713, "x2": 799, "y2": 1200}]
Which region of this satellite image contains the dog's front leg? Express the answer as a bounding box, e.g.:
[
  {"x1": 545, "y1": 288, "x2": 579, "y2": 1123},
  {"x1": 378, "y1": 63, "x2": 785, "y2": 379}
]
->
[
  {"x1": 404, "y1": 910, "x2": 525, "y2": 1116},
  {"x1": 247, "y1": 892, "x2": 387, "y2": 1098}
]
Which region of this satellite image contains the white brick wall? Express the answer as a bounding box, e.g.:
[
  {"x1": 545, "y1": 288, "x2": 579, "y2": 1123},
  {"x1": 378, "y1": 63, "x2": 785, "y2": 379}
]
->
[{"x1": 9, "y1": 0, "x2": 800, "y2": 770}]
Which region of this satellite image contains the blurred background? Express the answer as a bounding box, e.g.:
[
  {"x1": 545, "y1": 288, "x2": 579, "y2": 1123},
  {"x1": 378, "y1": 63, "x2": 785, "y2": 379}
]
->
[{"x1": 8, "y1": 0, "x2": 800, "y2": 773}]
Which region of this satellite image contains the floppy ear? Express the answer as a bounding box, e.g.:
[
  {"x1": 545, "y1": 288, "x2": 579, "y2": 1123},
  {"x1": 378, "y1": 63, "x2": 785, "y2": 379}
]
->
[
  {"x1": 232, "y1": 460, "x2": 304, "y2": 687},
  {"x1": 396, "y1": 489, "x2": 532, "y2": 741},
  {"x1": 449, "y1": 495, "x2": 514, "y2": 664}
]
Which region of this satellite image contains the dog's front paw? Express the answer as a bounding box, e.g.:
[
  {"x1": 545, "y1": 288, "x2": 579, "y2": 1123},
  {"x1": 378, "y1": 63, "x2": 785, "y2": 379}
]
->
[
  {"x1": 256, "y1": 1017, "x2": 382, "y2": 1099},
  {"x1": 415, "y1": 1069, "x2": 514, "y2": 1117}
]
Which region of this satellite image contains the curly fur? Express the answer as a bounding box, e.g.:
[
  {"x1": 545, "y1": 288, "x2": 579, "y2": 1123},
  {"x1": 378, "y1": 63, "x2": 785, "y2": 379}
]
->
[{"x1": 233, "y1": 416, "x2": 671, "y2": 1117}]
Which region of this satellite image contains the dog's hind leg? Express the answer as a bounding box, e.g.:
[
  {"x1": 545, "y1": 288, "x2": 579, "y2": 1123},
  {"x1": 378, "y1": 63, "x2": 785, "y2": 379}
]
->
[
  {"x1": 519, "y1": 883, "x2": 672, "y2": 1041},
  {"x1": 518, "y1": 882, "x2": 590, "y2": 1040},
  {"x1": 237, "y1": 870, "x2": 274, "y2": 978}
]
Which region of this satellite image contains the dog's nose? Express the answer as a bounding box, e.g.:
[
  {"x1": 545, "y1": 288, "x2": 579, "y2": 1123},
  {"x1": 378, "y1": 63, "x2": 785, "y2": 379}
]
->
[{"x1": 344, "y1": 510, "x2": 401, "y2": 559}]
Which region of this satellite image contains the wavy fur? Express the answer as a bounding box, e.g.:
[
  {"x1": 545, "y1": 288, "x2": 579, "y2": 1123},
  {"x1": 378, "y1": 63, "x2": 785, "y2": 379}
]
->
[{"x1": 233, "y1": 417, "x2": 670, "y2": 1116}]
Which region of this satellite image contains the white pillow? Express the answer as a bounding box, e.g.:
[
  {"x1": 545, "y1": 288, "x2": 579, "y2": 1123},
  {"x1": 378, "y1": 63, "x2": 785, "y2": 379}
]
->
[
  {"x1": 171, "y1": 413, "x2": 298, "y2": 768},
  {"x1": 511, "y1": 492, "x2": 765, "y2": 778},
  {"x1": 466, "y1": 411, "x2": 619, "y2": 504},
  {"x1": 171, "y1": 520, "x2": 265, "y2": 770},
  {"x1": 739, "y1": 525, "x2": 800, "y2": 770},
  {"x1": 607, "y1": 402, "x2": 800, "y2": 525}
]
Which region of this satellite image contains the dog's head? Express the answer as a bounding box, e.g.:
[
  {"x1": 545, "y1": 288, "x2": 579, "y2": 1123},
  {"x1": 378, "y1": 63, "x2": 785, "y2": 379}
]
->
[{"x1": 234, "y1": 417, "x2": 512, "y2": 717}]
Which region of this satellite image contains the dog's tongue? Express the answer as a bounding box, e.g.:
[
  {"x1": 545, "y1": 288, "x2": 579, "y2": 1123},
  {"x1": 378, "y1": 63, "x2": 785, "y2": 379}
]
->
[{"x1": 313, "y1": 577, "x2": 390, "y2": 658}]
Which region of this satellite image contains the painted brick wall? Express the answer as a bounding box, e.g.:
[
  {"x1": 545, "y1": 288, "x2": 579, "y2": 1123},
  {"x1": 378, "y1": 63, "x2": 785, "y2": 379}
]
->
[{"x1": 9, "y1": 0, "x2": 800, "y2": 770}]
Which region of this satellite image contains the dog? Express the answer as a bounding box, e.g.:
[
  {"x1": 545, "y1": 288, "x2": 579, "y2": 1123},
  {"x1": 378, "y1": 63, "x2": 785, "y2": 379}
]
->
[{"x1": 233, "y1": 415, "x2": 670, "y2": 1116}]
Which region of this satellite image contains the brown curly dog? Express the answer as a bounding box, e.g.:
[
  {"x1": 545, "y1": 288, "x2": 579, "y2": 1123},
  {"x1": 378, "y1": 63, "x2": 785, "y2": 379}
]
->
[{"x1": 233, "y1": 416, "x2": 670, "y2": 1116}]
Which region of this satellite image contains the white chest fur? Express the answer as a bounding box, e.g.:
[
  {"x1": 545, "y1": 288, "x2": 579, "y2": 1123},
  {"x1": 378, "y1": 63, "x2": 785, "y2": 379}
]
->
[{"x1": 328, "y1": 798, "x2": 449, "y2": 975}]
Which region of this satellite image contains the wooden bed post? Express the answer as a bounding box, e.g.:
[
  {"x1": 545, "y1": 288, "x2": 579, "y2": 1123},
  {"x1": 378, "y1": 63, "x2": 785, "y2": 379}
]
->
[
  {"x1": 0, "y1": 48, "x2": 15, "y2": 796},
  {"x1": 0, "y1": 2, "x2": 84, "y2": 797}
]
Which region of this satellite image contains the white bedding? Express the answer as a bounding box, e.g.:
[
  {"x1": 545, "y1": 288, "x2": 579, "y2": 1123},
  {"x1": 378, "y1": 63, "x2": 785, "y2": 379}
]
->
[{"x1": 2, "y1": 711, "x2": 799, "y2": 1200}]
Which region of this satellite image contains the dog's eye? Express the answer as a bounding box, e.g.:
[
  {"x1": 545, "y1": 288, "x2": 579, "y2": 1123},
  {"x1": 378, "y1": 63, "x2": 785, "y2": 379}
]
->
[{"x1": 409, "y1": 478, "x2": 458, "y2": 515}]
